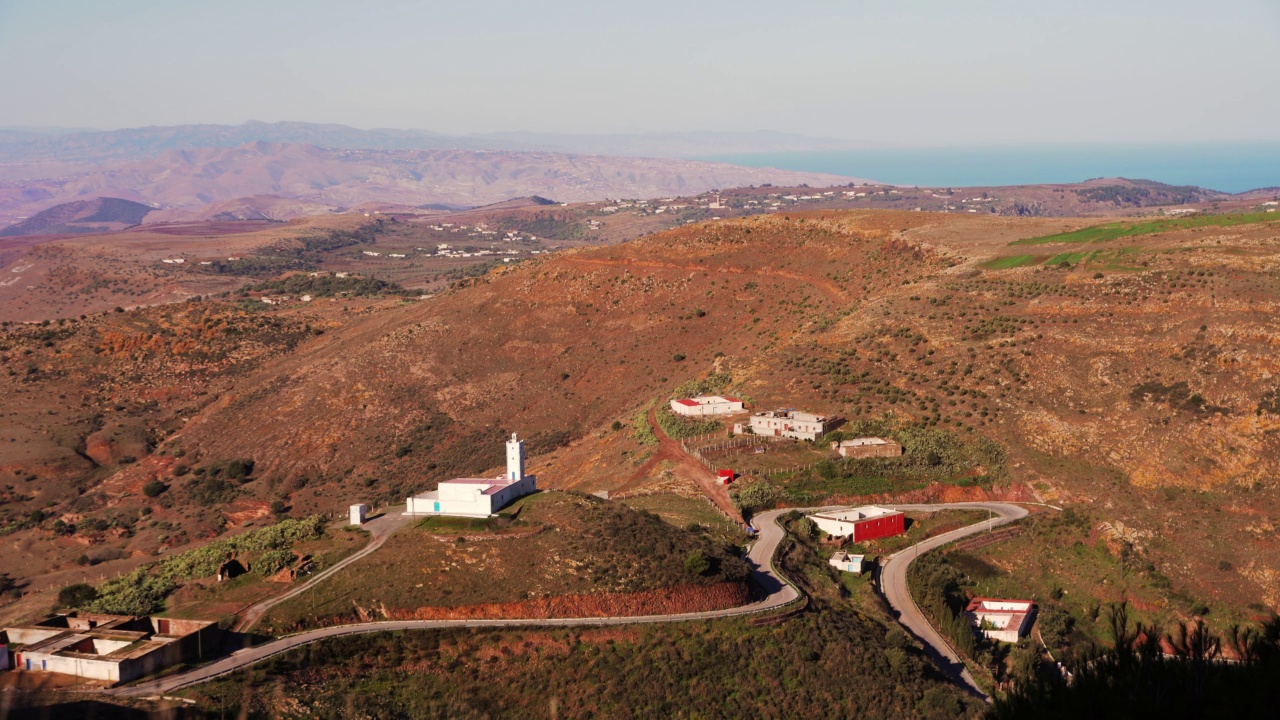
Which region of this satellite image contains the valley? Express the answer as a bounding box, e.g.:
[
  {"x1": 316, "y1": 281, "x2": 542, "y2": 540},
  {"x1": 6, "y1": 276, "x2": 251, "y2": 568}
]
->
[{"x1": 2, "y1": 202, "x2": 1279, "y2": 717}]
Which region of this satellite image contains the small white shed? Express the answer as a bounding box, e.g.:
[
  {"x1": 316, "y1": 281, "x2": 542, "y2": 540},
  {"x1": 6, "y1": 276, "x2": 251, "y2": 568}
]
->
[
  {"x1": 349, "y1": 504, "x2": 368, "y2": 526},
  {"x1": 829, "y1": 552, "x2": 866, "y2": 574}
]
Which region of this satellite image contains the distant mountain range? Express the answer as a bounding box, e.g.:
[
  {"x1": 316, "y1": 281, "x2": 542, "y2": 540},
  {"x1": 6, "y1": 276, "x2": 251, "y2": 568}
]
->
[
  {"x1": 0, "y1": 121, "x2": 869, "y2": 168},
  {"x1": 0, "y1": 139, "x2": 865, "y2": 231}
]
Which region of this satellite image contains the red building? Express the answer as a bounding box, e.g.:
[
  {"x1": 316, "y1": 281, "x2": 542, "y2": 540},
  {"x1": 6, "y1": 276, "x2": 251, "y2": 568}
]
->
[
  {"x1": 808, "y1": 506, "x2": 905, "y2": 542},
  {"x1": 717, "y1": 469, "x2": 735, "y2": 485}
]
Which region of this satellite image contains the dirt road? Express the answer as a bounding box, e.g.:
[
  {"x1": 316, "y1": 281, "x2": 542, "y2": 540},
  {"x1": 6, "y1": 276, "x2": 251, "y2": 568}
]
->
[
  {"x1": 622, "y1": 405, "x2": 744, "y2": 524},
  {"x1": 232, "y1": 507, "x2": 414, "y2": 632}
]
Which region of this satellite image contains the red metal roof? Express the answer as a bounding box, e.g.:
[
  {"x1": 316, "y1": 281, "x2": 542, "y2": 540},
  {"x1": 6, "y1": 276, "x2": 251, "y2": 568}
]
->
[{"x1": 674, "y1": 398, "x2": 700, "y2": 407}]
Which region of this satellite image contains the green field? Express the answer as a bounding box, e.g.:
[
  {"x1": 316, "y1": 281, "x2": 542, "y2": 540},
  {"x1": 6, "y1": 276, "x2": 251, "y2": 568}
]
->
[
  {"x1": 1011, "y1": 211, "x2": 1280, "y2": 246},
  {"x1": 1045, "y1": 251, "x2": 1092, "y2": 266},
  {"x1": 982, "y1": 246, "x2": 1156, "y2": 273},
  {"x1": 980, "y1": 254, "x2": 1041, "y2": 269}
]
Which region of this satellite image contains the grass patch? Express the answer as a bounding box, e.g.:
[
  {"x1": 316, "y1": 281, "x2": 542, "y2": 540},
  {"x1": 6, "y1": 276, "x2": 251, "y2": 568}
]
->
[
  {"x1": 1046, "y1": 251, "x2": 1092, "y2": 266},
  {"x1": 1011, "y1": 211, "x2": 1280, "y2": 246},
  {"x1": 418, "y1": 515, "x2": 504, "y2": 534},
  {"x1": 981, "y1": 254, "x2": 1040, "y2": 269},
  {"x1": 618, "y1": 493, "x2": 741, "y2": 542}
]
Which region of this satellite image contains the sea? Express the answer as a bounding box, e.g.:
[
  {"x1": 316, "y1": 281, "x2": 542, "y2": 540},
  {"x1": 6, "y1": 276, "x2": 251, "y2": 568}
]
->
[{"x1": 701, "y1": 143, "x2": 1280, "y2": 194}]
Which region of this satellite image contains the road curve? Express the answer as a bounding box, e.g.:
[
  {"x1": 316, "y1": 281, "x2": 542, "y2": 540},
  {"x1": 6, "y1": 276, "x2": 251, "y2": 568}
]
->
[
  {"x1": 231, "y1": 508, "x2": 413, "y2": 633},
  {"x1": 113, "y1": 506, "x2": 801, "y2": 697},
  {"x1": 880, "y1": 502, "x2": 1030, "y2": 700},
  {"x1": 114, "y1": 502, "x2": 1024, "y2": 698}
]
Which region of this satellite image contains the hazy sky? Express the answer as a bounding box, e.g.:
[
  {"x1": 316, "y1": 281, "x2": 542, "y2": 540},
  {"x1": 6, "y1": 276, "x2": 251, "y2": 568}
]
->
[{"x1": 2, "y1": 0, "x2": 1278, "y2": 145}]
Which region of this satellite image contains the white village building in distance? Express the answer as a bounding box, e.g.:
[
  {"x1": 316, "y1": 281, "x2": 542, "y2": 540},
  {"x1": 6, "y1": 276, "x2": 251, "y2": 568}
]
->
[
  {"x1": 405, "y1": 433, "x2": 537, "y2": 518},
  {"x1": 734, "y1": 409, "x2": 830, "y2": 441},
  {"x1": 670, "y1": 395, "x2": 744, "y2": 417}
]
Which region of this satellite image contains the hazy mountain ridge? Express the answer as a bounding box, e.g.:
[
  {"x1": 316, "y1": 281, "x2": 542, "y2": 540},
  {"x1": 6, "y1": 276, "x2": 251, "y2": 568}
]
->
[
  {"x1": 0, "y1": 142, "x2": 863, "y2": 228},
  {"x1": 0, "y1": 121, "x2": 866, "y2": 167}
]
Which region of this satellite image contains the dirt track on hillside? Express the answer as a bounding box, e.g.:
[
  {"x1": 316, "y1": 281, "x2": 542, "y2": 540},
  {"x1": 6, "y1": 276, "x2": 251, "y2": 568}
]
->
[{"x1": 621, "y1": 406, "x2": 745, "y2": 525}]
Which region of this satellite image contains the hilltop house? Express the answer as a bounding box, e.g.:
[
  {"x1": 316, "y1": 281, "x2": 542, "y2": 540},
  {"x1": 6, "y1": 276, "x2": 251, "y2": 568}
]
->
[
  {"x1": 832, "y1": 437, "x2": 903, "y2": 459},
  {"x1": 808, "y1": 506, "x2": 905, "y2": 542},
  {"x1": 2, "y1": 612, "x2": 219, "y2": 684},
  {"x1": 735, "y1": 410, "x2": 829, "y2": 441},
  {"x1": 965, "y1": 598, "x2": 1036, "y2": 643},
  {"x1": 670, "y1": 396, "x2": 744, "y2": 417},
  {"x1": 406, "y1": 433, "x2": 537, "y2": 518}
]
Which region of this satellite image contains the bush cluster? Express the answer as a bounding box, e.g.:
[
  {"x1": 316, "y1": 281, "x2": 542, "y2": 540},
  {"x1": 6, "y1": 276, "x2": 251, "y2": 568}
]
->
[{"x1": 80, "y1": 516, "x2": 326, "y2": 615}]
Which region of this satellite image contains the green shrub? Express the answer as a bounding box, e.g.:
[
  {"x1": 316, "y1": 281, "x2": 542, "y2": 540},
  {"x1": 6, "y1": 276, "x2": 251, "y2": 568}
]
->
[
  {"x1": 631, "y1": 408, "x2": 658, "y2": 446},
  {"x1": 57, "y1": 583, "x2": 98, "y2": 608},
  {"x1": 142, "y1": 480, "x2": 167, "y2": 498},
  {"x1": 87, "y1": 516, "x2": 326, "y2": 614},
  {"x1": 655, "y1": 407, "x2": 721, "y2": 440},
  {"x1": 684, "y1": 550, "x2": 711, "y2": 576},
  {"x1": 731, "y1": 480, "x2": 780, "y2": 513},
  {"x1": 255, "y1": 548, "x2": 296, "y2": 576},
  {"x1": 672, "y1": 372, "x2": 732, "y2": 399}
]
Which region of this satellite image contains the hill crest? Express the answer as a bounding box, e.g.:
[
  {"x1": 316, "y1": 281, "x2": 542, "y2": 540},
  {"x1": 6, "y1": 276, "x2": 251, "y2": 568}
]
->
[{"x1": 0, "y1": 196, "x2": 153, "y2": 237}]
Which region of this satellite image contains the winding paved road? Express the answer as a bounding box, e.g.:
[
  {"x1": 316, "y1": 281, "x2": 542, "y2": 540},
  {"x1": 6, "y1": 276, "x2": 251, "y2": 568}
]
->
[
  {"x1": 113, "y1": 502, "x2": 1025, "y2": 699},
  {"x1": 881, "y1": 502, "x2": 1030, "y2": 699}
]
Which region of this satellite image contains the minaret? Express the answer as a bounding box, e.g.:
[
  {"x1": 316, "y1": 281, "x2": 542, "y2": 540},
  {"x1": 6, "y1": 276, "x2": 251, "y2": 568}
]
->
[{"x1": 506, "y1": 432, "x2": 525, "y2": 482}]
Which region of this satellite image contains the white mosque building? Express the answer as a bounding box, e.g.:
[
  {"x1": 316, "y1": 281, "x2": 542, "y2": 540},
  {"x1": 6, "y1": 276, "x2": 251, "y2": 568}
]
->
[{"x1": 405, "y1": 433, "x2": 537, "y2": 517}]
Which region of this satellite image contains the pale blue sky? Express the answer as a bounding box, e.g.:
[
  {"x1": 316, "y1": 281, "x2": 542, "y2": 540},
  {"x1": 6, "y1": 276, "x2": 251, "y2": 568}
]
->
[{"x1": 1, "y1": 0, "x2": 1277, "y2": 144}]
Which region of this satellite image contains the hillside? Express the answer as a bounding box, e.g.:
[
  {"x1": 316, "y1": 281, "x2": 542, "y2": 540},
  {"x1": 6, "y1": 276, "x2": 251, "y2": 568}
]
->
[
  {"x1": 256, "y1": 491, "x2": 749, "y2": 634},
  {"x1": 1, "y1": 208, "x2": 1278, "y2": 634},
  {"x1": 1, "y1": 178, "x2": 1255, "y2": 325},
  {"x1": 0, "y1": 197, "x2": 153, "y2": 237}
]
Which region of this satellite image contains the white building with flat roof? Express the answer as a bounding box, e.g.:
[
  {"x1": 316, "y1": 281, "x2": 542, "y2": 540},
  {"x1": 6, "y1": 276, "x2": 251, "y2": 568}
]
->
[
  {"x1": 670, "y1": 395, "x2": 744, "y2": 417},
  {"x1": 4, "y1": 612, "x2": 219, "y2": 684},
  {"x1": 808, "y1": 506, "x2": 906, "y2": 541},
  {"x1": 829, "y1": 552, "x2": 866, "y2": 574},
  {"x1": 832, "y1": 437, "x2": 904, "y2": 459},
  {"x1": 735, "y1": 410, "x2": 829, "y2": 441},
  {"x1": 405, "y1": 433, "x2": 537, "y2": 518},
  {"x1": 965, "y1": 598, "x2": 1035, "y2": 643}
]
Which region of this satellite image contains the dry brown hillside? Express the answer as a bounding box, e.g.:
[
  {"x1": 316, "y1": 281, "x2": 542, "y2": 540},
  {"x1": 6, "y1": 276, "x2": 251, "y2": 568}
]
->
[{"x1": 2, "y1": 208, "x2": 1279, "y2": 623}]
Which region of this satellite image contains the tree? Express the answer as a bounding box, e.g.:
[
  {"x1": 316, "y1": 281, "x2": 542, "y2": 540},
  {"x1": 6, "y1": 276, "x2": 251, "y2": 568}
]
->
[
  {"x1": 730, "y1": 480, "x2": 780, "y2": 513},
  {"x1": 143, "y1": 480, "x2": 167, "y2": 497},
  {"x1": 684, "y1": 550, "x2": 711, "y2": 576},
  {"x1": 794, "y1": 517, "x2": 819, "y2": 540},
  {"x1": 57, "y1": 583, "x2": 98, "y2": 608},
  {"x1": 225, "y1": 459, "x2": 254, "y2": 480}
]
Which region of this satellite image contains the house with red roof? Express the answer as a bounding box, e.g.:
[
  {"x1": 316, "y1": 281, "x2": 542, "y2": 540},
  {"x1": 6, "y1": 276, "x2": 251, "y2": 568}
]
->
[{"x1": 669, "y1": 395, "x2": 744, "y2": 417}]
